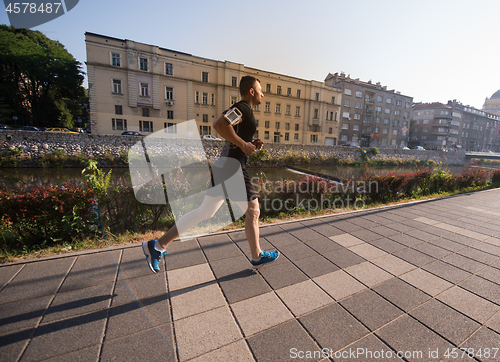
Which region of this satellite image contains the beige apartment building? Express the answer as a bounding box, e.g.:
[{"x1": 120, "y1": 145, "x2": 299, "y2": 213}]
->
[
  {"x1": 325, "y1": 72, "x2": 413, "y2": 148},
  {"x1": 483, "y1": 90, "x2": 500, "y2": 116},
  {"x1": 85, "y1": 32, "x2": 340, "y2": 146}
]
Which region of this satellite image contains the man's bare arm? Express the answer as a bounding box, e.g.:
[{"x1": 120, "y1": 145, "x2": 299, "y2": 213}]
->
[{"x1": 213, "y1": 114, "x2": 256, "y2": 155}]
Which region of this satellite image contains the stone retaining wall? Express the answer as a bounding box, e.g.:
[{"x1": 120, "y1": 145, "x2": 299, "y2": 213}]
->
[{"x1": 0, "y1": 130, "x2": 467, "y2": 166}]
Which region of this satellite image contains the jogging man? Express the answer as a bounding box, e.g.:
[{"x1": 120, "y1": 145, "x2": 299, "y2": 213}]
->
[{"x1": 142, "y1": 75, "x2": 279, "y2": 273}]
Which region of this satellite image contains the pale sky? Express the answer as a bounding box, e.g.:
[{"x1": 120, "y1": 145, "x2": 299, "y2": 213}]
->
[{"x1": 2, "y1": 0, "x2": 499, "y2": 109}]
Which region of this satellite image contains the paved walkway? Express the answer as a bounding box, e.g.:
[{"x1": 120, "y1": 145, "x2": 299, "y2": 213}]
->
[{"x1": 1, "y1": 189, "x2": 500, "y2": 362}]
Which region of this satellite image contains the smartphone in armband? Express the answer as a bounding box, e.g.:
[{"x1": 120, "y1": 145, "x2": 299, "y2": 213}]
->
[{"x1": 224, "y1": 107, "x2": 243, "y2": 126}]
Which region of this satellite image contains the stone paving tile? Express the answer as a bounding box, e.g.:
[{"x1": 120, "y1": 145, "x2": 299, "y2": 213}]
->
[
  {"x1": 371, "y1": 225, "x2": 401, "y2": 238},
  {"x1": 21, "y1": 309, "x2": 108, "y2": 361},
  {"x1": 373, "y1": 278, "x2": 431, "y2": 312},
  {"x1": 340, "y1": 289, "x2": 403, "y2": 331},
  {"x1": 369, "y1": 238, "x2": 407, "y2": 253},
  {"x1": 323, "y1": 248, "x2": 366, "y2": 269},
  {"x1": 344, "y1": 262, "x2": 393, "y2": 288},
  {"x1": 247, "y1": 320, "x2": 321, "y2": 362},
  {"x1": 441, "y1": 253, "x2": 488, "y2": 274},
  {"x1": 0, "y1": 264, "x2": 22, "y2": 290},
  {"x1": 459, "y1": 275, "x2": 500, "y2": 305},
  {"x1": 0, "y1": 328, "x2": 32, "y2": 361},
  {"x1": 189, "y1": 340, "x2": 254, "y2": 362},
  {"x1": 442, "y1": 233, "x2": 479, "y2": 247},
  {"x1": 420, "y1": 225, "x2": 453, "y2": 237},
  {"x1": 348, "y1": 243, "x2": 387, "y2": 261},
  {"x1": 329, "y1": 220, "x2": 365, "y2": 233},
  {"x1": 175, "y1": 306, "x2": 242, "y2": 361},
  {"x1": 404, "y1": 229, "x2": 440, "y2": 242},
  {"x1": 422, "y1": 260, "x2": 472, "y2": 284},
  {"x1": 209, "y1": 254, "x2": 253, "y2": 279},
  {"x1": 460, "y1": 327, "x2": 500, "y2": 361},
  {"x1": 287, "y1": 227, "x2": 325, "y2": 243},
  {"x1": 198, "y1": 234, "x2": 244, "y2": 262},
  {"x1": 259, "y1": 261, "x2": 309, "y2": 289},
  {"x1": 100, "y1": 324, "x2": 176, "y2": 362},
  {"x1": 458, "y1": 247, "x2": 500, "y2": 265},
  {"x1": 230, "y1": 292, "x2": 293, "y2": 337},
  {"x1": 409, "y1": 299, "x2": 481, "y2": 346},
  {"x1": 437, "y1": 286, "x2": 500, "y2": 324},
  {"x1": 399, "y1": 268, "x2": 453, "y2": 297},
  {"x1": 0, "y1": 258, "x2": 75, "y2": 304},
  {"x1": 388, "y1": 233, "x2": 423, "y2": 247},
  {"x1": 411, "y1": 242, "x2": 453, "y2": 259},
  {"x1": 170, "y1": 283, "x2": 226, "y2": 321},
  {"x1": 329, "y1": 233, "x2": 365, "y2": 248},
  {"x1": 263, "y1": 232, "x2": 301, "y2": 249},
  {"x1": 428, "y1": 237, "x2": 467, "y2": 252},
  {"x1": 385, "y1": 222, "x2": 416, "y2": 233},
  {"x1": 392, "y1": 248, "x2": 436, "y2": 267},
  {"x1": 308, "y1": 224, "x2": 345, "y2": 238},
  {"x1": 300, "y1": 303, "x2": 370, "y2": 352},
  {"x1": 42, "y1": 283, "x2": 114, "y2": 324},
  {"x1": 334, "y1": 334, "x2": 404, "y2": 362},
  {"x1": 313, "y1": 270, "x2": 366, "y2": 301},
  {"x1": 371, "y1": 254, "x2": 416, "y2": 276},
  {"x1": 48, "y1": 345, "x2": 101, "y2": 362},
  {"x1": 164, "y1": 240, "x2": 207, "y2": 271},
  {"x1": 472, "y1": 241, "x2": 500, "y2": 257},
  {"x1": 485, "y1": 311, "x2": 500, "y2": 334},
  {"x1": 218, "y1": 270, "x2": 271, "y2": 304},
  {"x1": 350, "y1": 229, "x2": 384, "y2": 242},
  {"x1": 305, "y1": 237, "x2": 343, "y2": 254},
  {"x1": 276, "y1": 280, "x2": 334, "y2": 317},
  {"x1": 477, "y1": 265, "x2": 500, "y2": 284},
  {"x1": 349, "y1": 217, "x2": 380, "y2": 229},
  {"x1": 0, "y1": 294, "x2": 52, "y2": 334},
  {"x1": 167, "y1": 263, "x2": 214, "y2": 292},
  {"x1": 278, "y1": 242, "x2": 319, "y2": 261},
  {"x1": 375, "y1": 315, "x2": 454, "y2": 362},
  {"x1": 294, "y1": 255, "x2": 340, "y2": 279}
]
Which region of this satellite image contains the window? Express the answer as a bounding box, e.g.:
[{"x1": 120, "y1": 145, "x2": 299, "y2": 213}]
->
[
  {"x1": 140, "y1": 83, "x2": 149, "y2": 97},
  {"x1": 385, "y1": 108, "x2": 391, "y2": 114},
  {"x1": 140, "y1": 58, "x2": 148, "y2": 71},
  {"x1": 202, "y1": 72, "x2": 209, "y2": 83},
  {"x1": 384, "y1": 119, "x2": 390, "y2": 124},
  {"x1": 396, "y1": 100, "x2": 402, "y2": 106},
  {"x1": 355, "y1": 103, "x2": 362, "y2": 109},
  {"x1": 203, "y1": 93, "x2": 208, "y2": 105},
  {"x1": 297, "y1": 89, "x2": 301, "y2": 98},
  {"x1": 113, "y1": 79, "x2": 122, "y2": 94},
  {"x1": 287, "y1": 88, "x2": 292, "y2": 96},
  {"x1": 353, "y1": 125, "x2": 360, "y2": 131},
  {"x1": 167, "y1": 110, "x2": 174, "y2": 119},
  {"x1": 231, "y1": 96, "x2": 237, "y2": 105},
  {"x1": 285, "y1": 105, "x2": 291, "y2": 116},
  {"x1": 295, "y1": 124, "x2": 299, "y2": 131},
  {"x1": 294, "y1": 134, "x2": 299, "y2": 141},
  {"x1": 232, "y1": 77, "x2": 237, "y2": 87},
  {"x1": 356, "y1": 91, "x2": 363, "y2": 98},
  {"x1": 311, "y1": 135, "x2": 318, "y2": 143},
  {"x1": 165, "y1": 63, "x2": 173, "y2": 75},
  {"x1": 377, "y1": 95, "x2": 383, "y2": 102},
  {"x1": 266, "y1": 84, "x2": 271, "y2": 93},
  {"x1": 277, "y1": 86, "x2": 282, "y2": 95},
  {"x1": 344, "y1": 88, "x2": 352, "y2": 96},
  {"x1": 386, "y1": 98, "x2": 392, "y2": 104},
  {"x1": 314, "y1": 109, "x2": 319, "y2": 119},
  {"x1": 295, "y1": 106, "x2": 300, "y2": 116},
  {"x1": 394, "y1": 110, "x2": 400, "y2": 116},
  {"x1": 383, "y1": 128, "x2": 388, "y2": 134},
  {"x1": 139, "y1": 120, "x2": 153, "y2": 132},
  {"x1": 331, "y1": 96, "x2": 335, "y2": 104},
  {"x1": 211, "y1": 94, "x2": 215, "y2": 105},
  {"x1": 164, "y1": 122, "x2": 177, "y2": 133},
  {"x1": 203, "y1": 114, "x2": 209, "y2": 123},
  {"x1": 264, "y1": 131, "x2": 270, "y2": 140},
  {"x1": 112, "y1": 118, "x2": 127, "y2": 131},
  {"x1": 115, "y1": 105, "x2": 122, "y2": 115},
  {"x1": 315, "y1": 93, "x2": 319, "y2": 101},
  {"x1": 166, "y1": 87, "x2": 173, "y2": 100},
  {"x1": 254, "y1": 104, "x2": 260, "y2": 112},
  {"x1": 342, "y1": 123, "x2": 349, "y2": 130},
  {"x1": 265, "y1": 102, "x2": 270, "y2": 113},
  {"x1": 376, "y1": 106, "x2": 382, "y2": 112},
  {"x1": 285, "y1": 123, "x2": 290, "y2": 130},
  {"x1": 112, "y1": 53, "x2": 120, "y2": 67},
  {"x1": 142, "y1": 108, "x2": 149, "y2": 117},
  {"x1": 329, "y1": 128, "x2": 333, "y2": 134},
  {"x1": 354, "y1": 114, "x2": 361, "y2": 120},
  {"x1": 344, "y1": 100, "x2": 351, "y2": 107},
  {"x1": 394, "y1": 120, "x2": 399, "y2": 126},
  {"x1": 195, "y1": 91, "x2": 199, "y2": 104},
  {"x1": 276, "y1": 104, "x2": 281, "y2": 114},
  {"x1": 393, "y1": 129, "x2": 398, "y2": 135},
  {"x1": 405, "y1": 102, "x2": 411, "y2": 108},
  {"x1": 275, "y1": 122, "x2": 280, "y2": 129},
  {"x1": 285, "y1": 133, "x2": 289, "y2": 141},
  {"x1": 265, "y1": 121, "x2": 270, "y2": 128}
]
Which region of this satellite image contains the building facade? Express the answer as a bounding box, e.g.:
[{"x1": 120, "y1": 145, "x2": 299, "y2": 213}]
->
[
  {"x1": 85, "y1": 33, "x2": 340, "y2": 146},
  {"x1": 483, "y1": 90, "x2": 500, "y2": 116},
  {"x1": 412, "y1": 101, "x2": 500, "y2": 151},
  {"x1": 324, "y1": 73, "x2": 413, "y2": 148}
]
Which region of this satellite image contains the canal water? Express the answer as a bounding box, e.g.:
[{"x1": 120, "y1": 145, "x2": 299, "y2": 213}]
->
[{"x1": 0, "y1": 164, "x2": 474, "y2": 191}]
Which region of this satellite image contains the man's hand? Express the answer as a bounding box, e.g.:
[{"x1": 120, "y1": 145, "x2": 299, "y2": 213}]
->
[
  {"x1": 241, "y1": 141, "x2": 256, "y2": 155},
  {"x1": 252, "y1": 139, "x2": 264, "y2": 151}
]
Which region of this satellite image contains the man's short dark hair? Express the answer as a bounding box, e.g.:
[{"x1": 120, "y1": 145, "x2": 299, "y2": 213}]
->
[{"x1": 239, "y1": 76, "x2": 260, "y2": 97}]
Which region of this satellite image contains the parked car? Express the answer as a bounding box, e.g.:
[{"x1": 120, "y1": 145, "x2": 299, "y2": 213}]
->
[
  {"x1": 202, "y1": 134, "x2": 221, "y2": 141},
  {"x1": 402, "y1": 147, "x2": 410, "y2": 150},
  {"x1": 18, "y1": 126, "x2": 41, "y2": 131},
  {"x1": 415, "y1": 146, "x2": 425, "y2": 150},
  {"x1": 45, "y1": 127, "x2": 79, "y2": 134},
  {"x1": 121, "y1": 131, "x2": 144, "y2": 136},
  {"x1": 342, "y1": 143, "x2": 360, "y2": 148},
  {"x1": 0, "y1": 124, "x2": 13, "y2": 129}
]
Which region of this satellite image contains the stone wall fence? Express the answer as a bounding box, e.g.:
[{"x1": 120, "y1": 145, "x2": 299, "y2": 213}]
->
[{"x1": 0, "y1": 130, "x2": 466, "y2": 167}]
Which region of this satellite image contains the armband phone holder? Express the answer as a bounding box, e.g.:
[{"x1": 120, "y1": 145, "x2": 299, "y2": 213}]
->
[{"x1": 224, "y1": 107, "x2": 243, "y2": 126}]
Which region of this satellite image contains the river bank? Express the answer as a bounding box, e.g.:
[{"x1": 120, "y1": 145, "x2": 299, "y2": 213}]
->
[{"x1": 1, "y1": 129, "x2": 466, "y2": 168}]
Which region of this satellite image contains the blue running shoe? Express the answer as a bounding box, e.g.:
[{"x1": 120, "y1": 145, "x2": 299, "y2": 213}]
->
[
  {"x1": 142, "y1": 240, "x2": 167, "y2": 273},
  {"x1": 251, "y1": 250, "x2": 279, "y2": 269}
]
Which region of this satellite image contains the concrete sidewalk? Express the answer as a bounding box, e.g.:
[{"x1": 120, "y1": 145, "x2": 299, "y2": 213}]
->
[{"x1": 1, "y1": 189, "x2": 500, "y2": 362}]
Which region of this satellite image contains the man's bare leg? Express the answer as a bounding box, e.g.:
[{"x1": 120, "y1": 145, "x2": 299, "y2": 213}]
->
[{"x1": 244, "y1": 198, "x2": 262, "y2": 260}]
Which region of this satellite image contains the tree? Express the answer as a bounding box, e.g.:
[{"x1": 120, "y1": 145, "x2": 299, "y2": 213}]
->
[{"x1": 0, "y1": 25, "x2": 86, "y2": 128}]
